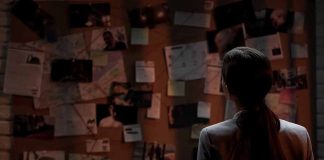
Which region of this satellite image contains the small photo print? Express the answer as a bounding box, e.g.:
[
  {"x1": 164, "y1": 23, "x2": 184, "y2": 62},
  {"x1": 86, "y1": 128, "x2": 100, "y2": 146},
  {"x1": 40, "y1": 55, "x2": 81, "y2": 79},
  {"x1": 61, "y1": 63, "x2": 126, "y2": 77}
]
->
[
  {"x1": 206, "y1": 24, "x2": 244, "y2": 57},
  {"x1": 91, "y1": 27, "x2": 127, "y2": 51},
  {"x1": 272, "y1": 67, "x2": 307, "y2": 91},
  {"x1": 244, "y1": 9, "x2": 294, "y2": 38},
  {"x1": 68, "y1": 3, "x2": 111, "y2": 28},
  {"x1": 133, "y1": 142, "x2": 176, "y2": 160},
  {"x1": 26, "y1": 54, "x2": 41, "y2": 65},
  {"x1": 13, "y1": 114, "x2": 54, "y2": 138},
  {"x1": 128, "y1": 3, "x2": 169, "y2": 28},
  {"x1": 23, "y1": 151, "x2": 65, "y2": 160},
  {"x1": 213, "y1": 0, "x2": 255, "y2": 30}
]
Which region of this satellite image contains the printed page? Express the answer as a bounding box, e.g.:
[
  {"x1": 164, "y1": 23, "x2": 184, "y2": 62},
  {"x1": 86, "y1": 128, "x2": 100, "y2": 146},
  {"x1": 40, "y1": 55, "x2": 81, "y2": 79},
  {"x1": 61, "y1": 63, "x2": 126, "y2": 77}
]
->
[
  {"x1": 3, "y1": 49, "x2": 44, "y2": 97},
  {"x1": 135, "y1": 61, "x2": 155, "y2": 83}
]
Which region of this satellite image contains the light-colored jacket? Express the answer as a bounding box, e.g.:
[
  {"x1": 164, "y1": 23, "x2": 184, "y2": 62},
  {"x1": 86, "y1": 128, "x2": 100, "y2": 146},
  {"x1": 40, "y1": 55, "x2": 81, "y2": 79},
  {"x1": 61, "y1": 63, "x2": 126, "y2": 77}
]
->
[{"x1": 197, "y1": 113, "x2": 314, "y2": 160}]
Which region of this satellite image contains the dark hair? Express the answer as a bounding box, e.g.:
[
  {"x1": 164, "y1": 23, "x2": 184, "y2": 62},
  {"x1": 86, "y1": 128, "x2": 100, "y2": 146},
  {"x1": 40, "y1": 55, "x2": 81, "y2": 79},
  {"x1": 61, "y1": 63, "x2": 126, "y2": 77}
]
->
[{"x1": 221, "y1": 47, "x2": 286, "y2": 160}]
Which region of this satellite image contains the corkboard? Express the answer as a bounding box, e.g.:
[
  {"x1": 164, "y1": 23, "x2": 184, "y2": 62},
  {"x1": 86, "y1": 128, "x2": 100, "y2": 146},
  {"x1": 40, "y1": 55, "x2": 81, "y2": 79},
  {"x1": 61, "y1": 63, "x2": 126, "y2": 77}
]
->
[{"x1": 10, "y1": 0, "x2": 315, "y2": 159}]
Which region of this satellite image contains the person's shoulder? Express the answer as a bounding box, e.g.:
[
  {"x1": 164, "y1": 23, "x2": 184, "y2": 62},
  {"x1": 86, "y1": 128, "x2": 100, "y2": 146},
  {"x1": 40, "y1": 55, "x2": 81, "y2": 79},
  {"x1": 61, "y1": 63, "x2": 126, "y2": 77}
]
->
[
  {"x1": 279, "y1": 119, "x2": 309, "y2": 139},
  {"x1": 280, "y1": 119, "x2": 307, "y2": 132},
  {"x1": 203, "y1": 119, "x2": 237, "y2": 137}
]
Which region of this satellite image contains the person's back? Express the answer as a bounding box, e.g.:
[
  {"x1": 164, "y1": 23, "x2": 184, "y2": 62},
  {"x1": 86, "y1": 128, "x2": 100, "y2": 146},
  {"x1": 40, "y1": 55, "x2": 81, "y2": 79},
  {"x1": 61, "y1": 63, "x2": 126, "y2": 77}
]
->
[{"x1": 197, "y1": 47, "x2": 314, "y2": 160}]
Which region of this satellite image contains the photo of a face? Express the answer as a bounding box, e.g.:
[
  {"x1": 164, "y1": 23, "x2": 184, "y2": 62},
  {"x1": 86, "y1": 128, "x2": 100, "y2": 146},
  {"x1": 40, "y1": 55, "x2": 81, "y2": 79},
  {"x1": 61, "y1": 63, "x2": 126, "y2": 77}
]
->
[
  {"x1": 68, "y1": 3, "x2": 111, "y2": 28},
  {"x1": 206, "y1": 24, "x2": 244, "y2": 58},
  {"x1": 91, "y1": 27, "x2": 128, "y2": 51},
  {"x1": 13, "y1": 115, "x2": 54, "y2": 138}
]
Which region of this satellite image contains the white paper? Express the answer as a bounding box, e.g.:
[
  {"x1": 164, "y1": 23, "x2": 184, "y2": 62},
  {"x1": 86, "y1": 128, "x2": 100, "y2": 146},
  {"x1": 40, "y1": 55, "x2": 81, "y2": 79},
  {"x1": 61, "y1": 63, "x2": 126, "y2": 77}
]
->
[
  {"x1": 3, "y1": 49, "x2": 44, "y2": 97},
  {"x1": 0, "y1": 136, "x2": 11, "y2": 150},
  {"x1": 54, "y1": 103, "x2": 97, "y2": 136},
  {"x1": 123, "y1": 124, "x2": 143, "y2": 142},
  {"x1": 69, "y1": 153, "x2": 109, "y2": 160},
  {"x1": 23, "y1": 151, "x2": 65, "y2": 160},
  {"x1": 131, "y1": 28, "x2": 149, "y2": 45},
  {"x1": 0, "y1": 105, "x2": 10, "y2": 120},
  {"x1": 136, "y1": 61, "x2": 155, "y2": 83},
  {"x1": 204, "y1": 66, "x2": 223, "y2": 95},
  {"x1": 86, "y1": 138, "x2": 110, "y2": 153},
  {"x1": 245, "y1": 33, "x2": 283, "y2": 60},
  {"x1": 164, "y1": 41, "x2": 208, "y2": 80},
  {"x1": 167, "y1": 80, "x2": 185, "y2": 96},
  {"x1": 292, "y1": 12, "x2": 304, "y2": 34},
  {"x1": 79, "y1": 52, "x2": 127, "y2": 100},
  {"x1": 174, "y1": 11, "x2": 211, "y2": 28},
  {"x1": 147, "y1": 93, "x2": 161, "y2": 119},
  {"x1": 197, "y1": 101, "x2": 211, "y2": 119},
  {"x1": 291, "y1": 43, "x2": 308, "y2": 58}
]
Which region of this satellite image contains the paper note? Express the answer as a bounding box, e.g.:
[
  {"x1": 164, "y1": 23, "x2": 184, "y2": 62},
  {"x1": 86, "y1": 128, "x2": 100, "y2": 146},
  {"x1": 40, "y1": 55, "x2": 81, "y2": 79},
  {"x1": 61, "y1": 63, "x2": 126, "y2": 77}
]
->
[
  {"x1": 245, "y1": 33, "x2": 283, "y2": 60},
  {"x1": 291, "y1": 43, "x2": 308, "y2": 58},
  {"x1": 174, "y1": 11, "x2": 211, "y2": 28},
  {"x1": 86, "y1": 138, "x2": 110, "y2": 153},
  {"x1": 265, "y1": 93, "x2": 296, "y2": 122},
  {"x1": 123, "y1": 124, "x2": 143, "y2": 142},
  {"x1": 91, "y1": 51, "x2": 108, "y2": 66},
  {"x1": 197, "y1": 101, "x2": 211, "y2": 119},
  {"x1": 69, "y1": 153, "x2": 109, "y2": 160},
  {"x1": 0, "y1": 105, "x2": 10, "y2": 120},
  {"x1": 167, "y1": 80, "x2": 185, "y2": 96},
  {"x1": 292, "y1": 12, "x2": 304, "y2": 34},
  {"x1": 204, "y1": 66, "x2": 223, "y2": 95},
  {"x1": 23, "y1": 151, "x2": 65, "y2": 160},
  {"x1": 3, "y1": 49, "x2": 44, "y2": 97},
  {"x1": 207, "y1": 53, "x2": 221, "y2": 67},
  {"x1": 147, "y1": 93, "x2": 161, "y2": 119},
  {"x1": 54, "y1": 103, "x2": 97, "y2": 136},
  {"x1": 164, "y1": 41, "x2": 208, "y2": 80},
  {"x1": 131, "y1": 28, "x2": 149, "y2": 45},
  {"x1": 0, "y1": 136, "x2": 11, "y2": 150},
  {"x1": 136, "y1": 61, "x2": 155, "y2": 83}
]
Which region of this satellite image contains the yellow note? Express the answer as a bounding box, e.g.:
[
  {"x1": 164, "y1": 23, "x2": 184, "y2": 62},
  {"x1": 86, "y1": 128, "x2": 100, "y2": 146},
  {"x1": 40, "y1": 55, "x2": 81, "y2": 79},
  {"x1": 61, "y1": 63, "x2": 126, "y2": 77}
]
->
[
  {"x1": 91, "y1": 52, "x2": 108, "y2": 66},
  {"x1": 167, "y1": 80, "x2": 185, "y2": 96}
]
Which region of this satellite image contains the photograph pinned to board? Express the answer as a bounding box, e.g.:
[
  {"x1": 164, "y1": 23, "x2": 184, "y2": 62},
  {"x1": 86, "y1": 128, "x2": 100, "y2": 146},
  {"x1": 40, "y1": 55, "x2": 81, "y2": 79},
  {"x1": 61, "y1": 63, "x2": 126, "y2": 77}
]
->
[
  {"x1": 168, "y1": 103, "x2": 209, "y2": 128},
  {"x1": 206, "y1": 24, "x2": 244, "y2": 57},
  {"x1": 79, "y1": 51, "x2": 127, "y2": 101},
  {"x1": 50, "y1": 59, "x2": 93, "y2": 82},
  {"x1": 243, "y1": 9, "x2": 303, "y2": 38},
  {"x1": 130, "y1": 28, "x2": 149, "y2": 45},
  {"x1": 128, "y1": 3, "x2": 169, "y2": 28},
  {"x1": 91, "y1": 27, "x2": 127, "y2": 51},
  {"x1": 245, "y1": 33, "x2": 283, "y2": 60},
  {"x1": 13, "y1": 114, "x2": 54, "y2": 139},
  {"x1": 174, "y1": 11, "x2": 211, "y2": 28},
  {"x1": 3, "y1": 49, "x2": 44, "y2": 97},
  {"x1": 68, "y1": 2, "x2": 111, "y2": 28},
  {"x1": 11, "y1": 0, "x2": 54, "y2": 38},
  {"x1": 272, "y1": 66, "x2": 308, "y2": 91},
  {"x1": 133, "y1": 142, "x2": 176, "y2": 160},
  {"x1": 53, "y1": 103, "x2": 97, "y2": 136},
  {"x1": 213, "y1": 0, "x2": 255, "y2": 30},
  {"x1": 204, "y1": 66, "x2": 223, "y2": 95},
  {"x1": 109, "y1": 82, "x2": 153, "y2": 108},
  {"x1": 164, "y1": 41, "x2": 208, "y2": 80},
  {"x1": 69, "y1": 153, "x2": 109, "y2": 160},
  {"x1": 123, "y1": 124, "x2": 143, "y2": 143},
  {"x1": 265, "y1": 89, "x2": 297, "y2": 122},
  {"x1": 23, "y1": 151, "x2": 65, "y2": 160},
  {"x1": 86, "y1": 138, "x2": 110, "y2": 153},
  {"x1": 96, "y1": 103, "x2": 137, "y2": 128}
]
